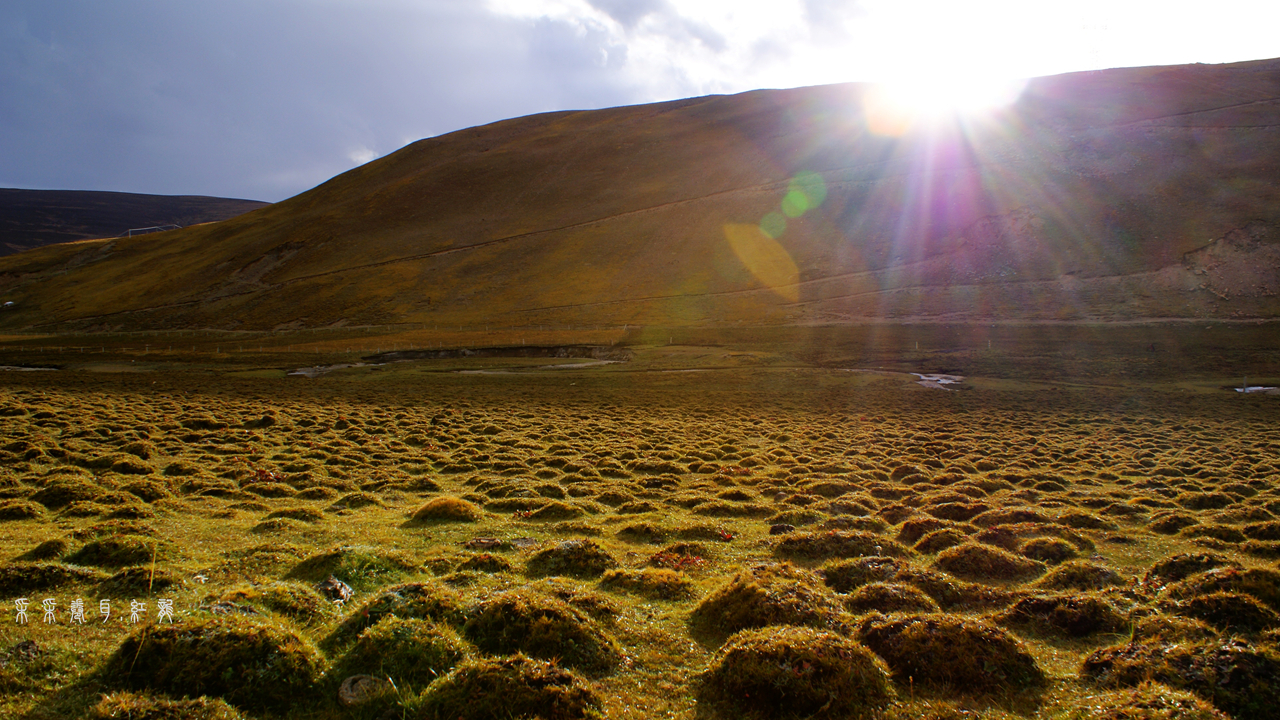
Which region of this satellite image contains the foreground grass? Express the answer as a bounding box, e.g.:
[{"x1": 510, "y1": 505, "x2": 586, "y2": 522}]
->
[{"x1": 0, "y1": 350, "x2": 1276, "y2": 719}]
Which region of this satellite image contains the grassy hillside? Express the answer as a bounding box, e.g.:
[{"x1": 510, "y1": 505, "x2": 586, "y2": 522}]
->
[
  {"x1": 0, "y1": 189, "x2": 269, "y2": 256},
  {"x1": 0, "y1": 58, "x2": 1277, "y2": 333}
]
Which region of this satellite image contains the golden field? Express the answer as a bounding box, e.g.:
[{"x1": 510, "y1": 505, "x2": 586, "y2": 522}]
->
[{"x1": 0, "y1": 336, "x2": 1277, "y2": 720}]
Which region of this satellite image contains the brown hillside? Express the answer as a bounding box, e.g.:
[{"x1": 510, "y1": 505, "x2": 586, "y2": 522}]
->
[{"x1": 1, "y1": 58, "x2": 1278, "y2": 332}]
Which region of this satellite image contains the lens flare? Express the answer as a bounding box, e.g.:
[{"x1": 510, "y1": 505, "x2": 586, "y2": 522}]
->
[
  {"x1": 864, "y1": 75, "x2": 1027, "y2": 136},
  {"x1": 724, "y1": 223, "x2": 800, "y2": 302}
]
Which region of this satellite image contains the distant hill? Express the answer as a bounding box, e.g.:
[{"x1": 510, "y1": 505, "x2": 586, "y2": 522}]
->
[
  {"x1": 0, "y1": 58, "x2": 1277, "y2": 332},
  {"x1": 0, "y1": 189, "x2": 269, "y2": 256}
]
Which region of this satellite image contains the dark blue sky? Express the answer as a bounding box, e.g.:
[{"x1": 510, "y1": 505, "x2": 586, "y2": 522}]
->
[{"x1": 2, "y1": 1, "x2": 1276, "y2": 202}]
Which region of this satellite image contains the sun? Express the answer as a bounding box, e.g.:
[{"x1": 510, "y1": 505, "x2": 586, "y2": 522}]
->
[{"x1": 863, "y1": 73, "x2": 1027, "y2": 136}]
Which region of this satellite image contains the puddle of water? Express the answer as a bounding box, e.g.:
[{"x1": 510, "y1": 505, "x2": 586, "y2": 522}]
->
[
  {"x1": 912, "y1": 373, "x2": 965, "y2": 390},
  {"x1": 288, "y1": 362, "x2": 382, "y2": 378},
  {"x1": 1235, "y1": 386, "x2": 1279, "y2": 394},
  {"x1": 0, "y1": 366, "x2": 57, "y2": 372}
]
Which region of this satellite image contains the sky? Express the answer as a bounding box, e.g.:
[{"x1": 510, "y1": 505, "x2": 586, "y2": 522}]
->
[{"x1": 2, "y1": 0, "x2": 1278, "y2": 202}]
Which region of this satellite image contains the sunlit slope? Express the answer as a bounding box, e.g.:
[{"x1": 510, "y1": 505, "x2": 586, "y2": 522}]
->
[{"x1": 1, "y1": 58, "x2": 1277, "y2": 331}]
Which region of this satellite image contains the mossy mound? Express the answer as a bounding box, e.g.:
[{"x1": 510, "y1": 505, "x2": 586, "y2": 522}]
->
[
  {"x1": 89, "y1": 691, "x2": 245, "y2": 719},
  {"x1": 1132, "y1": 614, "x2": 1220, "y2": 643},
  {"x1": 16, "y1": 538, "x2": 68, "y2": 561},
  {"x1": 120, "y1": 479, "x2": 174, "y2": 503},
  {"x1": 463, "y1": 590, "x2": 622, "y2": 674},
  {"x1": 1151, "y1": 513, "x2": 1202, "y2": 535},
  {"x1": 98, "y1": 566, "x2": 177, "y2": 597},
  {"x1": 527, "y1": 500, "x2": 585, "y2": 520},
  {"x1": 1034, "y1": 561, "x2": 1126, "y2": 591},
  {"x1": 599, "y1": 567, "x2": 694, "y2": 600},
  {"x1": 844, "y1": 582, "x2": 940, "y2": 614},
  {"x1": 285, "y1": 545, "x2": 420, "y2": 590},
  {"x1": 696, "y1": 625, "x2": 893, "y2": 720},
  {"x1": 1019, "y1": 537, "x2": 1079, "y2": 565},
  {"x1": 332, "y1": 616, "x2": 468, "y2": 688},
  {"x1": 0, "y1": 499, "x2": 44, "y2": 520},
  {"x1": 821, "y1": 557, "x2": 906, "y2": 593},
  {"x1": 857, "y1": 614, "x2": 1045, "y2": 693},
  {"x1": 65, "y1": 535, "x2": 160, "y2": 567},
  {"x1": 1057, "y1": 682, "x2": 1231, "y2": 720},
  {"x1": 933, "y1": 543, "x2": 1045, "y2": 583},
  {"x1": 773, "y1": 530, "x2": 910, "y2": 560},
  {"x1": 1162, "y1": 567, "x2": 1280, "y2": 611},
  {"x1": 914, "y1": 529, "x2": 967, "y2": 554},
  {"x1": 525, "y1": 539, "x2": 618, "y2": 579},
  {"x1": 615, "y1": 522, "x2": 668, "y2": 544},
  {"x1": 411, "y1": 496, "x2": 483, "y2": 523},
  {"x1": 30, "y1": 479, "x2": 107, "y2": 509},
  {"x1": 455, "y1": 553, "x2": 513, "y2": 573},
  {"x1": 994, "y1": 594, "x2": 1128, "y2": 637},
  {"x1": 1144, "y1": 553, "x2": 1240, "y2": 587},
  {"x1": 416, "y1": 654, "x2": 602, "y2": 720},
  {"x1": 0, "y1": 561, "x2": 108, "y2": 594},
  {"x1": 689, "y1": 563, "x2": 843, "y2": 643},
  {"x1": 216, "y1": 581, "x2": 329, "y2": 623},
  {"x1": 1082, "y1": 639, "x2": 1280, "y2": 720},
  {"x1": 1166, "y1": 591, "x2": 1280, "y2": 634},
  {"x1": 263, "y1": 507, "x2": 325, "y2": 523},
  {"x1": 100, "y1": 616, "x2": 326, "y2": 713},
  {"x1": 323, "y1": 581, "x2": 463, "y2": 651}
]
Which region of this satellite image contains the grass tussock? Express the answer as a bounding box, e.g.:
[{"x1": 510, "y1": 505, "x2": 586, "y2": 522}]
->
[{"x1": 695, "y1": 625, "x2": 893, "y2": 719}]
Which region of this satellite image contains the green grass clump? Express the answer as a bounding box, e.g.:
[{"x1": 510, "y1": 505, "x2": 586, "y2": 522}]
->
[
  {"x1": 100, "y1": 616, "x2": 327, "y2": 713},
  {"x1": 0, "y1": 561, "x2": 106, "y2": 594},
  {"x1": 695, "y1": 625, "x2": 893, "y2": 719},
  {"x1": 914, "y1": 528, "x2": 967, "y2": 554},
  {"x1": 1036, "y1": 560, "x2": 1126, "y2": 591},
  {"x1": 455, "y1": 553, "x2": 512, "y2": 573},
  {"x1": 15, "y1": 538, "x2": 68, "y2": 561},
  {"x1": 820, "y1": 557, "x2": 906, "y2": 593},
  {"x1": 933, "y1": 542, "x2": 1045, "y2": 583},
  {"x1": 1082, "y1": 638, "x2": 1280, "y2": 720},
  {"x1": 217, "y1": 581, "x2": 330, "y2": 623},
  {"x1": 857, "y1": 614, "x2": 1045, "y2": 693},
  {"x1": 323, "y1": 581, "x2": 463, "y2": 651},
  {"x1": 410, "y1": 496, "x2": 483, "y2": 523},
  {"x1": 1019, "y1": 537, "x2": 1078, "y2": 564},
  {"x1": 993, "y1": 594, "x2": 1128, "y2": 637},
  {"x1": 0, "y1": 499, "x2": 44, "y2": 520},
  {"x1": 64, "y1": 535, "x2": 159, "y2": 567},
  {"x1": 1165, "y1": 591, "x2": 1280, "y2": 634},
  {"x1": 416, "y1": 654, "x2": 602, "y2": 720},
  {"x1": 1161, "y1": 567, "x2": 1280, "y2": 611},
  {"x1": 89, "y1": 691, "x2": 245, "y2": 720},
  {"x1": 462, "y1": 590, "x2": 622, "y2": 674},
  {"x1": 599, "y1": 567, "x2": 694, "y2": 600},
  {"x1": 285, "y1": 545, "x2": 420, "y2": 591},
  {"x1": 525, "y1": 539, "x2": 618, "y2": 579},
  {"x1": 29, "y1": 479, "x2": 107, "y2": 509},
  {"x1": 773, "y1": 530, "x2": 910, "y2": 560},
  {"x1": 264, "y1": 506, "x2": 325, "y2": 523},
  {"x1": 1144, "y1": 552, "x2": 1239, "y2": 586},
  {"x1": 689, "y1": 562, "x2": 843, "y2": 643},
  {"x1": 332, "y1": 616, "x2": 468, "y2": 688},
  {"x1": 1131, "y1": 614, "x2": 1221, "y2": 643},
  {"x1": 844, "y1": 582, "x2": 940, "y2": 614},
  {"x1": 1057, "y1": 682, "x2": 1231, "y2": 719}
]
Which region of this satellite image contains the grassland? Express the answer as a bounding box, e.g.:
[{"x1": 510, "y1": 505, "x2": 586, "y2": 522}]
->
[{"x1": 0, "y1": 331, "x2": 1277, "y2": 720}]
